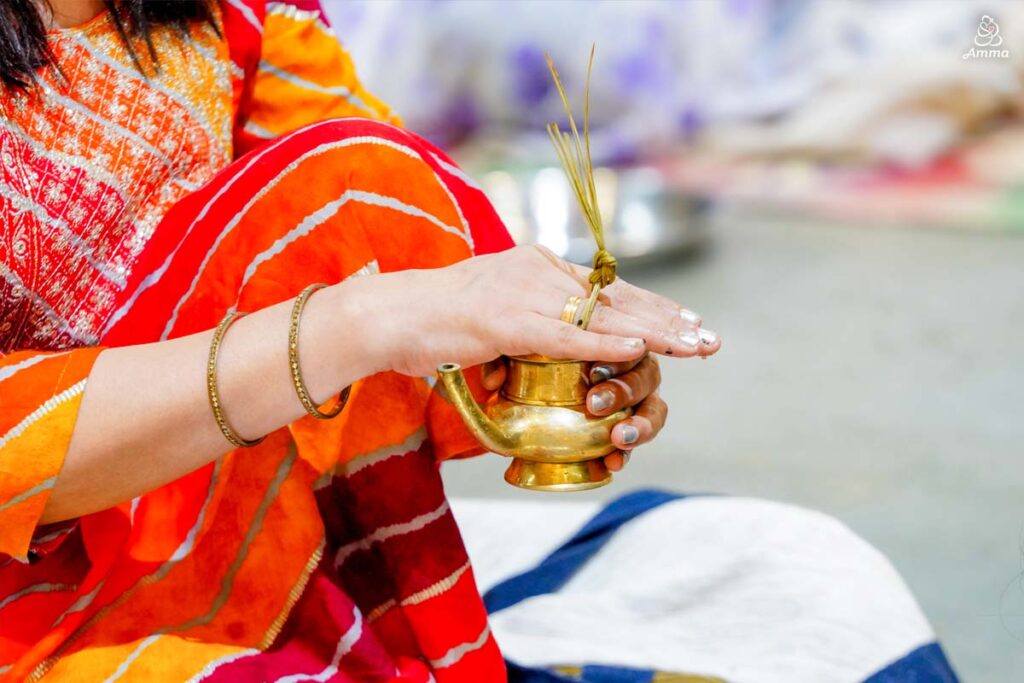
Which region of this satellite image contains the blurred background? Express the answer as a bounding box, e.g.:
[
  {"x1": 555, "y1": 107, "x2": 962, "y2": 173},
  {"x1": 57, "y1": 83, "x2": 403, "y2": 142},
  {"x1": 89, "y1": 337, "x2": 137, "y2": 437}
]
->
[{"x1": 323, "y1": 1, "x2": 1024, "y2": 680}]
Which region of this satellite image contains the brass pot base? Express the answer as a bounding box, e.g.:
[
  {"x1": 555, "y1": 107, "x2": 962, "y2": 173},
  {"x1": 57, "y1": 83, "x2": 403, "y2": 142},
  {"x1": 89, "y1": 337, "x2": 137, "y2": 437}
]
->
[{"x1": 504, "y1": 458, "x2": 611, "y2": 492}]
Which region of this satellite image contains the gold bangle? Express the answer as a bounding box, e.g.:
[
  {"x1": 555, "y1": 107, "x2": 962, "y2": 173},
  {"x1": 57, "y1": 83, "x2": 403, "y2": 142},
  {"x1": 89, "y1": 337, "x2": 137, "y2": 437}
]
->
[
  {"x1": 208, "y1": 311, "x2": 266, "y2": 448},
  {"x1": 289, "y1": 284, "x2": 350, "y2": 420}
]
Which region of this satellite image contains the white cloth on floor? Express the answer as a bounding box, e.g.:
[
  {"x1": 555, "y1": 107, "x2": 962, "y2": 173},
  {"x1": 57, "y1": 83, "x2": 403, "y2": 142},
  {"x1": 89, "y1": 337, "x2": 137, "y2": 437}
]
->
[{"x1": 450, "y1": 495, "x2": 938, "y2": 683}]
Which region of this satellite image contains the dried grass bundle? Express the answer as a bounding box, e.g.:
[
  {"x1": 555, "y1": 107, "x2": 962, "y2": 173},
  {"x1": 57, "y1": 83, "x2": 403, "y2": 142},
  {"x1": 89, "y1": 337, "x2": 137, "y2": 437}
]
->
[{"x1": 545, "y1": 46, "x2": 616, "y2": 328}]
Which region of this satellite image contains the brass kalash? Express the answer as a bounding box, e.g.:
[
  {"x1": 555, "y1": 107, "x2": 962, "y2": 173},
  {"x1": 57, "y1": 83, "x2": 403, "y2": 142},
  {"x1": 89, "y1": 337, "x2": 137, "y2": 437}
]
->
[{"x1": 439, "y1": 49, "x2": 629, "y2": 492}]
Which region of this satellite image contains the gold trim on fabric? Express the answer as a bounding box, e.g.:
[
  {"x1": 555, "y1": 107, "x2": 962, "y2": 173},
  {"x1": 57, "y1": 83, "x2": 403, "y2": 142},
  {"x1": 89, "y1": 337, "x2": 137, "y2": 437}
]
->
[
  {"x1": 554, "y1": 667, "x2": 728, "y2": 683},
  {"x1": 29, "y1": 445, "x2": 298, "y2": 681},
  {"x1": 258, "y1": 539, "x2": 325, "y2": 649}
]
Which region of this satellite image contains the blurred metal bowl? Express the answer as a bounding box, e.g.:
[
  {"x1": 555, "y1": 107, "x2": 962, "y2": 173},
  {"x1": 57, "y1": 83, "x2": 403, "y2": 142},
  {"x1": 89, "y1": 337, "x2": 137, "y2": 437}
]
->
[{"x1": 474, "y1": 164, "x2": 710, "y2": 266}]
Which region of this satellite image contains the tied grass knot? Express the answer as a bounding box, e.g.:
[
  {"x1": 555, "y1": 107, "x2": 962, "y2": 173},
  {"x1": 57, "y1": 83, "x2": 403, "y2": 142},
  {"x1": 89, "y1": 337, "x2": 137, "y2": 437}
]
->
[{"x1": 589, "y1": 249, "x2": 617, "y2": 288}]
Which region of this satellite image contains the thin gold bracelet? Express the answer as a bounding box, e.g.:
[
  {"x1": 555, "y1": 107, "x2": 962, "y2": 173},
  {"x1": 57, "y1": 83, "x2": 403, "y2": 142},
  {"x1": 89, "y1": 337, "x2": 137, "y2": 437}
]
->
[
  {"x1": 208, "y1": 311, "x2": 266, "y2": 448},
  {"x1": 289, "y1": 283, "x2": 350, "y2": 420}
]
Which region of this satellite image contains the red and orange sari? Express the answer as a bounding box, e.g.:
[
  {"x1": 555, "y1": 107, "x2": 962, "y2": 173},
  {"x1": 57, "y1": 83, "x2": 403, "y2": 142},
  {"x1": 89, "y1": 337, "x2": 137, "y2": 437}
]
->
[{"x1": 0, "y1": 2, "x2": 510, "y2": 680}]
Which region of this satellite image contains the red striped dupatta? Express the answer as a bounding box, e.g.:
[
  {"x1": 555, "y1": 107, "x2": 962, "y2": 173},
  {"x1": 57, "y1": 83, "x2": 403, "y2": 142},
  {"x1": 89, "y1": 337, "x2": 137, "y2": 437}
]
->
[{"x1": 1, "y1": 1, "x2": 514, "y2": 680}]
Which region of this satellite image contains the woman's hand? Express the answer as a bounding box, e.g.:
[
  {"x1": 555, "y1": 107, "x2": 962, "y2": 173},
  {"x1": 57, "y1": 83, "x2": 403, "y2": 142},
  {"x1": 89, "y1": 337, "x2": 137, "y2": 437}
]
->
[
  {"x1": 353, "y1": 245, "x2": 720, "y2": 378},
  {"x1": 354, "y1": 243, "x2": 720, "y2": 471}
]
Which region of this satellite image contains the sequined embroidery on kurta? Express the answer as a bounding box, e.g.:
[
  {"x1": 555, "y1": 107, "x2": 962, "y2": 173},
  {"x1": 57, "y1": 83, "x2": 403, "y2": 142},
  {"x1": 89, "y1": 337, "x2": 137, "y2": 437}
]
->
[{"x1": 0, "y1": 14, "x2": 232, "y2": 352}]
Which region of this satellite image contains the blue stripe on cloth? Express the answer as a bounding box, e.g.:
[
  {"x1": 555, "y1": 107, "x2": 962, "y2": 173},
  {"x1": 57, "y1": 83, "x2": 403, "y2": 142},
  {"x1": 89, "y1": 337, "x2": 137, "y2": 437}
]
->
[
  {"x1": 507, "y1": 662, "x2": 569, "y2": 683},
  {"x1": 507, "y1": 661, "x2": 655, "y2": 683},
  {"x1": 863, "y1": 642, "x2": 959, "y2": 683},
  {"x1": 484, "y1": 488, "x2": 684, "y2": 615},
  {"x1": 488, "y1": 489, "x2": 682, "y2": 683},
  {"x1": 493, "y1": 489, "x2": 957, "y2": 683},
  {"x1": 578, "y1": 665, "x2": 656, "y2": 682}
]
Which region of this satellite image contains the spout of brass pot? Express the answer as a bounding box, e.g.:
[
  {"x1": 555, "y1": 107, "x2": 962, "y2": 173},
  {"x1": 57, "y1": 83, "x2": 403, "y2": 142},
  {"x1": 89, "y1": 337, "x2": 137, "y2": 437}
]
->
[{"x1": 437, "y1": 362, "x2": 515, "y2": 455}]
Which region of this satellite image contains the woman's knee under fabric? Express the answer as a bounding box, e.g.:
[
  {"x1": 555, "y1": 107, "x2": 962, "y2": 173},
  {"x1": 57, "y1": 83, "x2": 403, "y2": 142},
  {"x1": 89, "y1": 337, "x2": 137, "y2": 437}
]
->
[{"x1": 104, "y1": 117, "x2": 510, "y2": 346}]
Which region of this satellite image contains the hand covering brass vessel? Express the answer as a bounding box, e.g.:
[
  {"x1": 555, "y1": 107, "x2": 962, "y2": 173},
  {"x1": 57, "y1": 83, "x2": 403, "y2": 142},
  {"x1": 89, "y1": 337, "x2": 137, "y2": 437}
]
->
[
  {"x1": 438, "y1": 355, "x2": 630, "y2": 491},
  {"x1": 438, "y1": 49, "x2": 629, "y2": 492}
]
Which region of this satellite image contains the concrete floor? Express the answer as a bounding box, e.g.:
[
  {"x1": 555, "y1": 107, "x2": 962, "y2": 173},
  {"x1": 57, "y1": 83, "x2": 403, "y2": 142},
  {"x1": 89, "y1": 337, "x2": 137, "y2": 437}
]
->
[{"x1": 441, "y1": 210, "x2": 1024, "y2": 682}]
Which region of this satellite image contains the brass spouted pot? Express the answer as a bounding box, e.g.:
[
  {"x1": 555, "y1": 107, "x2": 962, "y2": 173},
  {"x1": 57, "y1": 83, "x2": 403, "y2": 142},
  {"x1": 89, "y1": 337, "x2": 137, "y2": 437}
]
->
[{"x1": 438, "y1": 355, "x2": 631, "y2": 491}]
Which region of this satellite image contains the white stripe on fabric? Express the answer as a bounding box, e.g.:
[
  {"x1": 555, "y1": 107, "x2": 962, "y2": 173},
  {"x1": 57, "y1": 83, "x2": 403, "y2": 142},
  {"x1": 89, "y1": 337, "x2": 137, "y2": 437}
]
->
[
  {"x1": 243, "y1": 257, "x2": 378, "y2": 322},
  {"x1": 0, "y1": 352, "x2": 68, "y2": 383},
  {"x1": 340, "y1": 428, "x2": 425, "y2": 477},
  {"x1": 30, "y1": 523, "x2": 74, "y2": 545},
  {"x1": 258, "y1": 60, "x2": 372, "y2": 114},
  {"x1": 224, "y1": 0, "x2": 262, "y2": 32},
  {"x1": 0, "y1": 582, "x2": 76, "y2": 611},
  {"x1": 235, "y1": 189, "x2": 465, "y2": 296},
  {"x1": 429, "y1": 624, "x2": 491, "y2": 670},
  {"x1": 347, "y1": 189, "x2": 469, "y2": 241},
  {"x1": 50, "y1": 582, "x2": 102, "y2": 628},
  {"x1": 274, "y1": 607, "x2": 363, "y2": 683},
  {"x1": 185, "y1": 649, "x2": 260, "y2": 683},
  {"x1": 169, "y1": 459, "x2": 223, "y2": 562},
  {"x1": 101, "y1": 635, "x2": 161, "y2": 683},
  {"x1": 401, "y1": 142, "x2": 475, "y2": 250},
  {"x1": 0, "y1": 380, "x2": 86, "y2": 453},
  {"x1": 335, "y1": 501, "x2": 450, "y2": 568},
  {"x1": 243, "y1": 120, "x2": 277, "y2": 140},
  {"x1": 430, "y1": 152, "x2": 482, "y2": 191},
  {"x1": 0, "y1": 477, "x2": 56, "y2": 514},
  {"x1": 265, "y1": 2, "x2": 332, "y2": 32},
  {"x1": 424, "y1": 167, "x2": 473, "y2": 253},
  {"x1": 100, "y1": 120, "x2": 344, "y2": 337},
  {"x1": 158, "y1": 135, "x2": 439, "y2": 340}
]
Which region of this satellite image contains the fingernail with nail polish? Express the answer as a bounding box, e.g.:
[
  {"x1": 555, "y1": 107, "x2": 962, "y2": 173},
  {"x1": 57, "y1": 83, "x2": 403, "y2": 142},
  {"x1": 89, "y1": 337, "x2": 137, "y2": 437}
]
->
[
  {"x1": 590, "y1": 365, "x2": 613, "y2": 384},
  {"x1": 621, "y1": 425, "x2": 639, "y2": 444},
  {"x1": 680, "y1": 309, "x2": 701, "y2": 325},
  {"x1": 679, "y1": 331, "x2": 700, "y2": 348},
  {"x1": 590, "y1": 390, "x2": 613, "y2": 412},
  {"x1": 698, "y1": 328, "x2": 718, "y2": 345}
]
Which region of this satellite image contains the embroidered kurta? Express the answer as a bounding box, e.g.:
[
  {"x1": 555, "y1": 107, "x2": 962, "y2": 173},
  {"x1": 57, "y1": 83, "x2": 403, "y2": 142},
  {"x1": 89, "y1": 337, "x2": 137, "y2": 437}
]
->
[{"x1": 0, "y1": 2, "x2": 511, "y2": 680}]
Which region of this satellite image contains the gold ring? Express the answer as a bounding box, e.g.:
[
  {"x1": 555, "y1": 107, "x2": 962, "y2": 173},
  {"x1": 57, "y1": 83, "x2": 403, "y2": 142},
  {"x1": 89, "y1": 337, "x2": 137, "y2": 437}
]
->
[{"x1": 561, "y1": 295, "x2": 584, "y2": 324}]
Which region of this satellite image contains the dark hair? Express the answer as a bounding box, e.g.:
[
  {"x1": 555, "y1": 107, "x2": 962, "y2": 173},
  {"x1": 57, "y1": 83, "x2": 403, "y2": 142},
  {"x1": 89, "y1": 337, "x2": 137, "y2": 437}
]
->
[{"x1": 0, "y1": 0, "x2": 217, "y2": 90}]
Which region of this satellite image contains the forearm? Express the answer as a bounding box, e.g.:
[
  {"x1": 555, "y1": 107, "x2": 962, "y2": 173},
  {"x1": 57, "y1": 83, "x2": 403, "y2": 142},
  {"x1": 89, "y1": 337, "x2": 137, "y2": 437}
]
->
[
  {"x1": 40, "y1": 245, "x2": 708, "y2": 524},
  {"x1": 42, "y1": 279, "x2": 379, "y2": 524}
]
